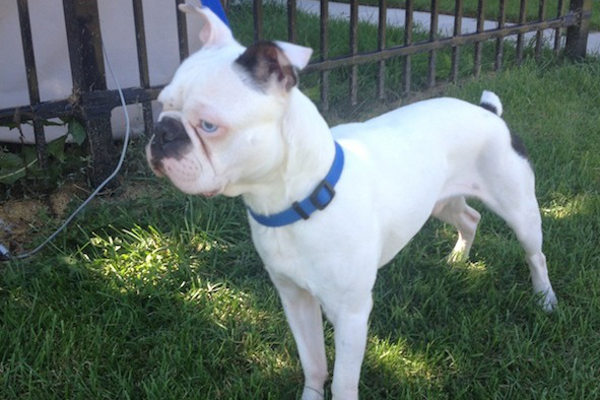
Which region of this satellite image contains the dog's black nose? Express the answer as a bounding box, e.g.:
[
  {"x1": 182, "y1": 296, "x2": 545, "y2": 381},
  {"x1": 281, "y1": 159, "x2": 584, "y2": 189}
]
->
[
  {"x1": 151, "y1": 117, "x2": 191, "y2": 160},
  {"x1": 154, "y1": 117, "x2": 188, "y2": 144}
]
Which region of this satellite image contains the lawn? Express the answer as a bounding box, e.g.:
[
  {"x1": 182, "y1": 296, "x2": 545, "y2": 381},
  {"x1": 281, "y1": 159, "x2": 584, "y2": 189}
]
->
[
  {"x1": 2, "y1": 4, "x2": 600, "y2": 400},
  {"x1": 341, "y1": 0, "x2": 600, "y2": 32}
]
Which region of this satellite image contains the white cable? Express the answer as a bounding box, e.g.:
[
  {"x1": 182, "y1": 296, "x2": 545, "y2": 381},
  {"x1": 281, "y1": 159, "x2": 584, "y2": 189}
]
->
[{"x1": 5, "y1": 44, "x2": 131, "y2": 260}]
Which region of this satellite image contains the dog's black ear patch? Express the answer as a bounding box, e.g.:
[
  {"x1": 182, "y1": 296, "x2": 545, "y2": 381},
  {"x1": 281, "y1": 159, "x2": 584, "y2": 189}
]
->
[
  {"x1": 235, "y1": 41, "x2": 298, "y2": 92},
  {"x1": 510, "y1": 131, "x2": 529, "y2": 160}
]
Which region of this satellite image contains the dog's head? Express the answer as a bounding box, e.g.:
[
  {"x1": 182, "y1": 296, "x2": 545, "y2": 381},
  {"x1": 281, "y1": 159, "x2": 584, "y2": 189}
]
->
[{"x1": 146, "y1": 3, "x2": 313, "y2": 197}]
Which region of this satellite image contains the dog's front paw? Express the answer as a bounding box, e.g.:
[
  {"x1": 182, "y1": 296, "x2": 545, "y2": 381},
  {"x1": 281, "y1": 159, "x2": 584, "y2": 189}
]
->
[{"x1": 301, "y1": 385, "x2": 325, "y2": 400}]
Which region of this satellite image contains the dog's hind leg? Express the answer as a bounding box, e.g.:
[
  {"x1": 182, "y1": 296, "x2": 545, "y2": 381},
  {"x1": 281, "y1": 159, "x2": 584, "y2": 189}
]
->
[
  {"x1": 478, "y1": 158, "x2": 557, "y2": 311},
  {"x1": 433, "y1": 196, "x2": 481, "y2": 263},
  {"x1": 490, "y1": 200, "x2": 557, "y2": 311}
]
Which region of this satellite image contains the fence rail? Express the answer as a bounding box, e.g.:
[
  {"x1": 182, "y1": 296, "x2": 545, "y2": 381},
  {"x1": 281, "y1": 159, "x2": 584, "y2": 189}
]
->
[{"x1": 0, "y1": 0, "x2": 593, "y2": 186}]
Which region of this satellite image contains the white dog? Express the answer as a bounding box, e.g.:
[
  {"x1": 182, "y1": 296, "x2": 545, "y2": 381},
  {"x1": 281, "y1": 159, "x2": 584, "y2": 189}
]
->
[{"x1": 146, "y1": 4, "x2": 557, "y2": 399}]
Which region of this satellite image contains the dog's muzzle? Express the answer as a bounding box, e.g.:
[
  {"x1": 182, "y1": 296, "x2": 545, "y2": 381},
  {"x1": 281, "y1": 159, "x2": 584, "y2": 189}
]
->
[{"x1": 149, "y1": 117, "x2": 192, "y2": 169}]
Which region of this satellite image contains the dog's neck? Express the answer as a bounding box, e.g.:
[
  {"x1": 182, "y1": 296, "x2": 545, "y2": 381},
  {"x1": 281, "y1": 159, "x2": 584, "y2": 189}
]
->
[{"x1": 241, "y1": 89, "x2": 336, "y2": 216}]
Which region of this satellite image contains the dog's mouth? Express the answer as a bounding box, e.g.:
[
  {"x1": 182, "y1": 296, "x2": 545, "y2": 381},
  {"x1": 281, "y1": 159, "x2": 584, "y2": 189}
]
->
[
  {"x1": 145, "y1": 138, "x2": 227, "y2": 197},
  {"x1": 148, "y1": 157, "x2": 225, "y2": 198},
  {"x1": 146, "y1": 145, "x2": 165, "y2": 177},
  {"x1": 150, "y1": 159, "x2": 165, "y2": 176}
]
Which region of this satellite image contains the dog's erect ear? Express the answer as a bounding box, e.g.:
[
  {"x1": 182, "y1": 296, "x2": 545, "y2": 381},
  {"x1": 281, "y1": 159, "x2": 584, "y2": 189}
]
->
[
  {"x1": 179, "y1": 2, "x2": 234, "y2": 48},
  {"x1": 273, "y1": 41, "x2": 313, "y2": 71},
  {"x1": 235, "y1": 41, "x2": 313, "y2": 92}
]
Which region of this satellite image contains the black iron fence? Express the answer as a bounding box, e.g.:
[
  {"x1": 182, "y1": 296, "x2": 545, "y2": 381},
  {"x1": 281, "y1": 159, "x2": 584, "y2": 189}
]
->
[{"x1": 0, "y1": 0, "x2": 593, "y2": 186}]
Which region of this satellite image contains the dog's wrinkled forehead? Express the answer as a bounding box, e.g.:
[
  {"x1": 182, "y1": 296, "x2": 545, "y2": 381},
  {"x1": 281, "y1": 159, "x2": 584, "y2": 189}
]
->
[
  {"x1": 159, "y1": 45, "x2": 247, "y2": 108},
  {"x1": 158, "y1": 47, "x2": 288, "y2": 129}
]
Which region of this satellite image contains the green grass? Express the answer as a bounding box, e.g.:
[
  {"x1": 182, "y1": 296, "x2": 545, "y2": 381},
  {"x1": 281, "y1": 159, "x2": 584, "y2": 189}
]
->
[
  {"x1": 2, "y1": 5, "x2": 600, "y2": 400},
  {"x1": 341, "y1": 0, "x2": 600, "y2": 32}
]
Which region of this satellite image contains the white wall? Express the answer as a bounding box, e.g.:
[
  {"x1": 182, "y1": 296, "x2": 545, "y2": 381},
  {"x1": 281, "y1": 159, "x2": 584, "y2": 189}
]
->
[{"x1": 0, "y1": 0, "x2": 204, "y2": 143}]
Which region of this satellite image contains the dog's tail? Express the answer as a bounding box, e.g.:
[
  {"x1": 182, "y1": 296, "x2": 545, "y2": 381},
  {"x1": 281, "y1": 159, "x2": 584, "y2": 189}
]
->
[{"x1": 479, "y1": 90, "x2": 503, "y2": 117}]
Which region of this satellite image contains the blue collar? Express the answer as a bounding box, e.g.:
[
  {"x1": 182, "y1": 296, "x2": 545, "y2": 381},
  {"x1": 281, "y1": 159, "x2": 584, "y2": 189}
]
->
[{"x1": 248, "y1": 141, "x2": 345, "y2": 227}]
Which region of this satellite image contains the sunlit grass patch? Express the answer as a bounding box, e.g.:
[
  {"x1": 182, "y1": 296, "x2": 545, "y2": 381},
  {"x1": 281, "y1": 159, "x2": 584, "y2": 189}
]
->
[
  {"x1": 542, "y1": 194, "x2": 595, "y2": 220},
  {"x1": 367, "y1": 336, "x2": 438, "y2": 380}
]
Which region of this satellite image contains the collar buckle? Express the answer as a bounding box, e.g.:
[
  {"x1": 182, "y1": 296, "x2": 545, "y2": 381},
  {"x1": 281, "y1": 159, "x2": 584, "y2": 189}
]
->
[{"x1": 309, "y1": 180, "x2": 335, "y2": 210}]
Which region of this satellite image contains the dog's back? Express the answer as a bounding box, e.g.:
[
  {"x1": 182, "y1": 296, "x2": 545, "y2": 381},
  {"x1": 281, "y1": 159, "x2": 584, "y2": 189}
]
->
[{"x1": 332, "y1": 96, "x2": 508, "y2": 158}]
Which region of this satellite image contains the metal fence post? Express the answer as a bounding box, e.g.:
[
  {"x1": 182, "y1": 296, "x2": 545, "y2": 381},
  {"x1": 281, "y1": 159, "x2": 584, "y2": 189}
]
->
[
  {"x1": 62, "y1": 0, "x2": 115, "y2": 187},
  {"x1": 565, "y1": 0, "x2": 592, "y2": 59},
  {"x1": 16, "y1": 0, "x2": 48, "y2": 170}
]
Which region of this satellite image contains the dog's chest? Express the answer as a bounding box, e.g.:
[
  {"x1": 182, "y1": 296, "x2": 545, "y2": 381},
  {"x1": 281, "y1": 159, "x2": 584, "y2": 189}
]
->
[{"x1": 250, "y1": 225, "x2": 332, "y2": 293}]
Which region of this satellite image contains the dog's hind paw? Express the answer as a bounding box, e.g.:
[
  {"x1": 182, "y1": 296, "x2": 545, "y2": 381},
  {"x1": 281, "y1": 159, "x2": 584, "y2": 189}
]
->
[
  {"x1": 447, "y1": 248, "x2": 469, "y2": 264},
  {"x1": 539, "y1": 289, "x2": 558, "y2": 312},
  {"x1": 446, "y1": 239, "x2": 471, "y2": 264}
]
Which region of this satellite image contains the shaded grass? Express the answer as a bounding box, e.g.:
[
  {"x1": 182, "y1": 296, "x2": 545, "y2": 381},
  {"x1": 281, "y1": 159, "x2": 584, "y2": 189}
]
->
[{"x1": 2, "y1": 5, "x2": 600, "y2": 400}]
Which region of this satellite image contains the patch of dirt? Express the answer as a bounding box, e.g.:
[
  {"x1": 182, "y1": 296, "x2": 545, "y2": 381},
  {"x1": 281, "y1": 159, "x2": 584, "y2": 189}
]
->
[
  {"x1": 0, "y1": 180, "x2": 160, "y2": 257},
  {"x1": 0, "y1": 199, "x2": 45, "y2": 256},
  {"x1": 117, "y1": 180, "x2": 162, "y2": 201},
  {"x1": 0, "y1": 183, "x2": 88, "y2": 256}
]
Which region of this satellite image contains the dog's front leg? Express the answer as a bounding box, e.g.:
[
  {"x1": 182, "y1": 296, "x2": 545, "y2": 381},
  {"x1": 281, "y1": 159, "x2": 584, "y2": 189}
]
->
[
  {"x1": 328, "y1": 296, "x2": 373, "y2": 400},
  {"x1": 271, "y1": 274, "x2": 328, "y2": 400}
]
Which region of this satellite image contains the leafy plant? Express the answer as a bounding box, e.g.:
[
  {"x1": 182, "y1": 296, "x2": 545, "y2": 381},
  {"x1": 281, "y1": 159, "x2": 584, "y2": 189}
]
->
[{"x1": 0, "y1": 118, "x2": 88, "y2": 188}]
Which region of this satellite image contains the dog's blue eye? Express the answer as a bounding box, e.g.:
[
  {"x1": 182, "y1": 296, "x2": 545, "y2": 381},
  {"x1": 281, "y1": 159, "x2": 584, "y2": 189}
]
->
[{"x1": 200, "y1": 120, "x2": 218, "y2": 133}]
